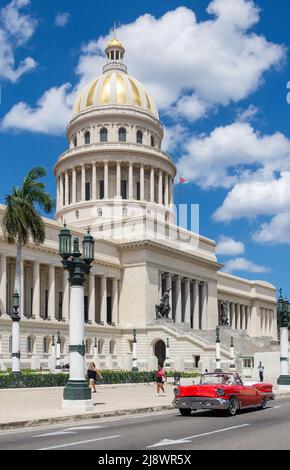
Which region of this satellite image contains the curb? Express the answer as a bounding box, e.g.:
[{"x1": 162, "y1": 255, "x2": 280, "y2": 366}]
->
[{"x1": 0, "y1": 405, "x2": 174, "y2": 431}]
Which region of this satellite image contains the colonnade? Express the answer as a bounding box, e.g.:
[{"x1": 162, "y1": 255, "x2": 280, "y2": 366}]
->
[
  {"x1": 56, "y1": 162, "x2": 174, "y2": 210},
  {"x1": 160, "y1": 272, "x2": 208, "y2": 330}
]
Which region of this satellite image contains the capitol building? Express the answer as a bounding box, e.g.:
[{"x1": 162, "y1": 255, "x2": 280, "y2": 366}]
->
[{"x1": 0, "y1": 39, "x2": 278, "y2": 373}]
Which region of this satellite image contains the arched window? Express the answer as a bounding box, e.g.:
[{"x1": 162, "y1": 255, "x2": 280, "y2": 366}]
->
[
  {"x1": 100, "y1": 127, "x2": 108, "y2": 142},
  {"x1": 151, "y1": 135, "x2": 155, "y2": 147},
  {"x1": 85, "y1": 338, "x2": 91, "y2": 355},
  {"x1": 27, "y1": 336, "x2": 33, "y2": 354},
  {"x1": 136, "y1": 130, "x2": 143, "y2": 144},
  {"x1": 84, "y1": 131, "x2": 90, "y2": 145},
  {"x1": 43, "y1": 337, "x2": 49, "y2": 354},
  {"x1": 118, "y1": 127, "x2": 126, "y2": 142},
  {"x1": 73, "y1": 135, "x2": 77, "y2": 147},
  {"x1": 109, "y1": 340, "x2": 115, "y2": 355}
]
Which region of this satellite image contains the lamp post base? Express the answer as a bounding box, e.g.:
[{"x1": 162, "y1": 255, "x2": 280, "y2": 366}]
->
[
  {"x1": 62, "y1": 399, "x2": 94, "y2": 412},
  {"x1": 277, "y1": 375, "x2": 290, "y2": 385},
  {"x1": 132, "y1": 367, "x2": 139, "y2": 372},
  {"x1": 63, "y1": 379, "x2": 92, "y2": 401}
]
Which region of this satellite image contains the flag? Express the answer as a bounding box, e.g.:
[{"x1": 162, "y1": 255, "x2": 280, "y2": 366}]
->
[{"x1": 179, "y1": 177, "x2": 189, "y2": 184}]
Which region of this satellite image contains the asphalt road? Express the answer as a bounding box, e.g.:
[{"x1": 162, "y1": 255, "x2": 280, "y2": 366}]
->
[{"x1": 0, "y1": 397, "x2": 290, "y2": 450}]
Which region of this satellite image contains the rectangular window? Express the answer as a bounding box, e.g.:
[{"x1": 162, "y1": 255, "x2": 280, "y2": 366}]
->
[
  {"x1": 84, "y1": 296, "x2": 88, "y2": 323},
  {"x1": 136, "y1": 182, "x2": 140, "y2": 200},
  {"x1": 58, "y1": 292, "x2": 63, "y2": 320},
  {"x1": 121, "y1": 180, "x2": 127, "y2": 199},
  {"x1": 116, "y1": 51, "x2": 119, "y2": 60},
  {"x1": 85, "y1": 182, "x2": 91, "y2": 201},
  {"x1": 99, "y1": 180, "x2": 104, "y2": 199},
  {"x1": 45, "y1": 290, "x2": 48, "y2": 319}
]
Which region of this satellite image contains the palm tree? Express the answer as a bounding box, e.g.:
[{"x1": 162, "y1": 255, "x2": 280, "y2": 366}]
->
[{"x1": 2, "y1": 167, "x2": 54, "y2": 314}]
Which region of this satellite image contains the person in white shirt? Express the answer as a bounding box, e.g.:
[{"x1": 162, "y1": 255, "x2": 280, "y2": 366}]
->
[{"x1": 258, "y1": 362, "x2": 265, "y2": 382}]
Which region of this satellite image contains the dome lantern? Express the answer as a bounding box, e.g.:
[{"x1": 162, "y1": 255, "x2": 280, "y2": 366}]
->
[{"x1": 104, "y1": 36, "x2": 127, "y2": 73}]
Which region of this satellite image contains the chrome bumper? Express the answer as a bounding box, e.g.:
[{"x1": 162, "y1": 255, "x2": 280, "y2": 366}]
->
[{"x1": 173, "y1": 396, "x2": 229, "y2": 411}]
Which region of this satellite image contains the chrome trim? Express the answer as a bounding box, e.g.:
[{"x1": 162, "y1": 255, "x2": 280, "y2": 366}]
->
[{"x1": 173, "y1": 396, "x2": 229, "y2": 411}]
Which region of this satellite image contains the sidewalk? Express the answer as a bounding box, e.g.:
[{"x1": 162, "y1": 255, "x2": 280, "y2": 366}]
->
[{"x1": 0, "y1": 380, "x2": 289, "y2": 431}]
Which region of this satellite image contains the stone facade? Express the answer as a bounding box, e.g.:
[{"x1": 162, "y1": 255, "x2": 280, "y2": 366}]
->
[{"x1": 0, "y1": 38, "x2": 278, "y2": 372}]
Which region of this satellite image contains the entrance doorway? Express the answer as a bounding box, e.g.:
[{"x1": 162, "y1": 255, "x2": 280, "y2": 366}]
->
[{"x1": 154, "y1": 340, "x2": 166, "y2": 366}]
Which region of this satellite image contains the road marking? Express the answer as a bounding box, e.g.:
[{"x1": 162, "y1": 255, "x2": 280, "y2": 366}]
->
[
  {"x1": 34, "y1": 431, "x2": 77, "y2": 437},
  {"x1": 37, "y1": 434, "x2": 120, "y2": 450},
  {"x1": 148, "y1": 424, "x2": 250, "y2": 448},
  {"x1": 264, "y1": 406, "x2": 282, "y2": 411}
]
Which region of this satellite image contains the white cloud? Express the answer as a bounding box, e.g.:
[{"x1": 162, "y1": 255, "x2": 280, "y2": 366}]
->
[
  {"x1": 54, "y1": 12, "x2": 70, "y2": 28},
  {"x1": 177, "y1": 122, "x2": 290, "y2": 189},
  {"x1": 163, "y1": 124, "x2": 188, "y2": 153},
  {"x1": 223, "y1": 257, "x2": 270, "y2": 273},
  {"x1": 253, "y1": 213, "x2": 290, "y2": 245},
  {"x1": 216, "y1": 236, "x2": 245, "y2": 256},
  {"x1": 1, "y1": 84, "x2": 73, "y2": 134},
  {"x1": 1, "y1": 1, "x2": 285, "y2": 133},
  {"x1": 0, "y1": 0, "x2": 37, "y2": 82},
  {"x1": 214, "y1": 171, "x2": 290, "y2": 221},
  {"x1": 236, "y1": 104, "x2": 259, "y2": 123}
]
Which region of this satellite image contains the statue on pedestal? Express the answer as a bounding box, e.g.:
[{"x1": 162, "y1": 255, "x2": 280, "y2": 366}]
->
[
  {"x1": 155, "y1": 290, "x2": 171, "y2": 319},
  {"x1": 220, "y1": 301, "x2": 229, "y2": 326}
]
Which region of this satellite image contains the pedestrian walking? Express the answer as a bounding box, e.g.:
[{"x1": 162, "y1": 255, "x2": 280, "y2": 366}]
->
[
  {"x1": 155, "y1": 364, "x2": 167, "y2": 396},
  {"x1": 87, "y1": 362, "x2": 102, "y2": 393},
  {"x1": 258, "y1": 361, "x2": 265, "y2": 382}
]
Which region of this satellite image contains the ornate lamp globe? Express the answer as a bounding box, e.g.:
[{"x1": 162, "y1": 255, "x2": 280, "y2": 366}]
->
[
  {"x1": 82, "y1": 229, "x2": 95, "y2": 264},
  {"x1": 59, "y1": 224, "x2": 72, "y2": 259}
]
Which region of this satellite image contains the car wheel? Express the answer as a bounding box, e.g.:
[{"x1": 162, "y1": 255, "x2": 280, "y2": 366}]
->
[
  {"x1": 227, "y1": 397, "x2": 238, "y2": 416},
  {"x1": 260, "y1": 398, "x2": 267, "y2": 409},
  {"x1": 179, "y1": 408, "x2": 191, "y2": 416}
]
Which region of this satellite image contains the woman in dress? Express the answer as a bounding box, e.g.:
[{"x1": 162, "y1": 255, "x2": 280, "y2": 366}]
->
[
  {"x1": 155, "y1": 364, "x2": 167, "y2": 396},
  {"x1": 87, "y1": 362, "x2": 102, "y2": 393}
]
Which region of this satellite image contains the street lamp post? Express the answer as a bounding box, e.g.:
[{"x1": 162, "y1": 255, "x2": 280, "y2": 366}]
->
[
  {"x1": 229, "y1": 337, "x2": 235, "y2": 369},
  {"x1": 215, "y1": 326, "x2": 222, "y2": 372},
  {"x1": 11, "y1": 292, "x2": 20, "y2": 375},
  {"x1": 277, "y1": 289, "x2": 290, "y2": 385},
  {"x1": 93, "y1": 337, "x2": 98, "y2": 367},
  {"x1": 165, "y1": 338, "x2": 170, "y2": 368},
  {"x1": 132, "y1": 329, "x2": 138, "y2": 371},
  {"x1": 55, "y1": 331, "x2": 61, "y2": 371},
  {"x1": 51, "y1": 334, "x2": 56, "y2": 371},
  {"x1": 59, "y1": 225, "x2": 95, "y2": 411}
]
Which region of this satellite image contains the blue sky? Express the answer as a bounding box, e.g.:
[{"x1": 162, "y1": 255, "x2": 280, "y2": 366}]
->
[{"x1": 1, "y1": 0, "x2": 290, "y2": 294}]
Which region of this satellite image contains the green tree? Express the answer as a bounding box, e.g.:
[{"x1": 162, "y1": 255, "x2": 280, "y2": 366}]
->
[{"x1": 2, "y1": 167, "x2": 54, "y2": 314}]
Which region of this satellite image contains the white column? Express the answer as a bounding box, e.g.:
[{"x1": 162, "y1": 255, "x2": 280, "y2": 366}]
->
[
  {"x1": 63, "y1": 270, "x2": 70, "y2": 321},
  {"x1": 164, "y1": 173, "x2": 169, "y2": 207},
  {"x1": 169, "y1": 176, "x2": 174, "y2": 208},
  {"x1": 230, "y1": 337, "x2": 235, "y2": 369},
  {"x1": 193, "y1": 280, "x2": 199, "y2": 329},
  {"x1": 116, "y1": 162, "x2": 121, "y2": 198},
  {"x1": 56, "y1": 177, "x2": 60, "y2": 211},
  {"x1": 11, "y1": 319, "x2": 20, "y2": 373},
  {"x1": 216, "y1": 339, "x2": 221, "y2": 371},
  {"x1": 240, "y1": 304, "x2": 245, "y2": 329},
  {"x1": 140, "y1": 164, "x2": 145, "y2": 200},
  {"x1": 72, "y1": 168, "x2": 76, "y2": 204},
  {"x1": 201, "y1": 282, "x2": 207, "y2": 330},
  {"x1": 92, "y1": 163, "x2": 97, "y2": 200},
  {"x1": 59, "y1": 174, "x2": 64, "y2": 208},
  {"x1": 150, "y1": 167, "x2": 155, "y2": 203},
  {"x1": 184, "y1": 278, "x2": 190, "y2": 325},
  {"x1": 158, "y1": 170, "x2": 163, "y2": 204},
  {"x1": 88, "y1": 272, "x2": 95, "y2": 324},
  {"x1": 65, "y1": 171, "x2": 69, "y2": 206},
  {"x1": 129, "y1": 163, "x2": 133, "y2": 199},
  {"x1": 165, "y1": 273, "x2": 172, "y2": 319},
  {"x1": 93, "y1": 338, "x2": 99, "y2": 368},
  {"x1": 104, "y1": 162, "x2": 109, "y2": 199},
  {"x1": 0, "y1": 254, "x2": 7, "y2": 315},
  {"x1": 100, "y1": 276, "x2": 107, "y2": 324},
  {"x1": 55, "y1": 334, "x2": 61, "y2": 370},
  {"x1": 48, "y1": 265, "x2": 56, "y2": 321},
  {"x1": 230, "y1": 302, "x2": 235, "y2": 327},
  {"x1": 32, "y1": 262, "x2": 40, "y2": 320},
  {"x1": 81, "y1": 165, "x2": 86, "y2": 201},
  {"x1": 279, "y1": 327, "x2": 290, "y2": 380},
  {"x1": 50, "y1": 336, "x2": 56, "y2": 371},
  {"x1": 175, "y1": 276, "x2": 182, "y2": 323},
  {"x1": 112, "y1": 278, "x2": 118, "y2": 325},
  {"x1": 235, "y1": 304, "x2": 240, "y2": 329},
  {"x1": 132, "y1": 337, "x2": 138, "y2": 371}
]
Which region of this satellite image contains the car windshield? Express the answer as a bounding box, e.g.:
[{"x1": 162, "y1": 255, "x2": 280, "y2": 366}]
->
[{"x1": 200, "y1": 373, "x2": 242, "y2": 385}]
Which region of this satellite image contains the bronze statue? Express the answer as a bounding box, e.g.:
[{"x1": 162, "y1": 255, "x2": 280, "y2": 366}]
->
[
  {"x1": 220, "y1": 301, "x2": 229, "y2": 326},
  {"x1": 155, "y1": 290, "x2": 171, "y2": 318}
]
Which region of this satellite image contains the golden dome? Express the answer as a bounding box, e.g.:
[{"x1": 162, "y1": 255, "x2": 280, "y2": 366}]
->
[
  {"x1": 74, "y1": 70, "x2": 158, "y2": 118},
  {"x1": 106, "y1": 38, "x2": 124, "y2": 50}
]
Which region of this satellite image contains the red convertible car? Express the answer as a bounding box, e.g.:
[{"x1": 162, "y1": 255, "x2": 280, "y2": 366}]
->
[{"x1": 173, "y1": 372, "x2": 274, "y2": 416}]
